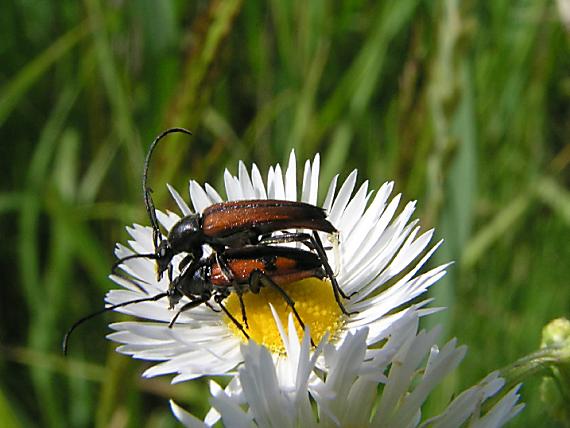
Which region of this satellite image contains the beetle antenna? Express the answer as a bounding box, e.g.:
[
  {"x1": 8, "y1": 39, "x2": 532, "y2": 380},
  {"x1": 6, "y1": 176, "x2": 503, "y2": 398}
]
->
[
  {"x1": 111, "y1": 253, "x2": 157, "y2": 276},
  {"x1": 142, "y1": 128, "x2": 193, "y2": 249},
  {"x1": 62, "y1": 292, "x2": 168, "y2": 356},
  {"x1": 111, "y1": 253, "x2": 157, "y2": 294}
]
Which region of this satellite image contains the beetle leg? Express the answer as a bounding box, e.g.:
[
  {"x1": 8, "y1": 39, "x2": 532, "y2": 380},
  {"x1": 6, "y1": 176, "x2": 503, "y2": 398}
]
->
[
  {"x1": 249, "y1": 269, "x2": 316, "y2": 347},
  {"x1": 180, "y1": 257, "x2": 205, "y2": 282},
  {"x1": 249, "y1": 269, "x2": 299, "y2": 321},
  {"x1": 238, "y1": 292, "x2": 248, "y2": 328},
  {"x1": 214, "y1": 252, "x2": 234, "y2": 282},
  {"x1": 259, "y1": 231, "x2": 356, "y2": 312},
  {"x1": 178, "y1": 255, "x2": 193, "y2": 272},
  {"x1": 215, "y1": 253, "x2": 249, "y2": 329},
  {"x1": 329, "y1": 232, "x2": 341, "y2": 276},
  {"x1": 214, "y1": 293, "x2": 250, "y2": 340},
  {"x1": 310, "y1": 231, "x2": 357, "y2": 315},
  {"x1": 168, "y1": 293, "x2": 212, "y2": 328},
  {"x1": 258, "y1": 232, "x2": 315, "y2": 250},
  {"x1": 205, "y1": 301, "x2": 221, "y2": 312}
]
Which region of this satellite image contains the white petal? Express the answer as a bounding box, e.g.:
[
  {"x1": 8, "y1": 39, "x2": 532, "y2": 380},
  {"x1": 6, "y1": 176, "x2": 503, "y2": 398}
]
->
[
  {"x1": 250, "y1": 163, "x2": 268, "y2": 199},
  {"x1": 423, "y1": 374, "x2": 524, "y2": 428},
  {"x1": 239, "y1": 342, "x2": 294, "y2": 428},
  {"x1": 224, "y1": 169, "x2": 243, "y2": 201},
  {"x1": 373, "y1": 326, "x2": 442, "y2": 426},
  {"x1": 170, "y1": 400, "x2": 208, "y2": 428},
  {"x1": 342, "y1": 193, "x2": 402, "y2": 278},
  {"x1": 322, "y1": 174, "x2": 338, "y2": 213},
  {"x1": 210, "y1": 381, "x2": 254, "y2": 428},
  {"x1": 189, "y1": 181, "x2": 215, "y2": 212},
  {"x1": 471, "y1": 385, "x2": 524, "y2": 428},
  {"x1": 204, "y1": 377, "x2": 244, "y2": 426},
  {"x1": 328, "y1": 170, "x2": 358, "y2": 226},
  {"x1": 156, "y1": 210, "x2": 180, "y2": 231},
  {"x1": 167, "y1": 184, "x2": 192, "y2": 215},
  {"x1": 337, "y1": 180, "x2": 369, "y2": 238},
  {"x1": 204, "y1": 183, "x2": 223, "y2": 204},
  {"x1": 300, "y1": 159, "x2": 312, "y2": 204},
  {"x1": 126, "y1": 224, "x2": 155, "y2": 253},
  {"x1": 238, "y1": 161, "x2": 256, "y2": 199},
  {"x1": 271, "y1": 164, "x2": 286, "y2": 199},
  {"x1": 285, "y1": 150, "x2": 297, "y2": 201},
  {"x1": 309, "y1": 154, "x2": 320, "y2": 205},
  {"x1": 341, "y1": 377, "x2": 377, "y2": 426},
  {"x1": 389, "y1": 339, "x2": 467, "y2": 427}
]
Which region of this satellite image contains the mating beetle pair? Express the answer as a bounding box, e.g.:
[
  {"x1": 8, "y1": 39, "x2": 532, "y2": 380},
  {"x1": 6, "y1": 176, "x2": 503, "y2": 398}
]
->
[
  {"x1": 63, "y1": 129, "x2": 351, "y2": 353},
  {"x1": 165, "y1": 244, "x2": 328, "y2": 340}
]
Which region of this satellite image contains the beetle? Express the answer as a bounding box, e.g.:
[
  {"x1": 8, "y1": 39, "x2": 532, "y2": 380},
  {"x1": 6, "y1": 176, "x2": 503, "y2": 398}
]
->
[
  {"x1": 165, "y1": 245, "x2": 327, "y2": 339},
  {"x1": 63, "y1": 245, "x2": 326, "y2": 353},
  {"x1": 146, "y1": 198, "x2": 337, "y2": 280},
  {"x1": 115, "y1": 128, "x2": 350, "y2": 313}
]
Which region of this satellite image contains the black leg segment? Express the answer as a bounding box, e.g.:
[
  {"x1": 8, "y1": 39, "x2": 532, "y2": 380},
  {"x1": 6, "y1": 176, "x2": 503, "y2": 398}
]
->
[{"x1": 258, "y1": 231, "x2": 355, "y2": 315}]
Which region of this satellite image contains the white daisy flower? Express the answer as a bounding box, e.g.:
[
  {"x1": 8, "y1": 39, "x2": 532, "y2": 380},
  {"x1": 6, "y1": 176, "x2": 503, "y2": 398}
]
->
[
  {"x1": 170, "y1": 311, "x2": 524, "y2": 427},
  {"x1": 106, "y1": 151, "x2": 448, "y2": 382}
]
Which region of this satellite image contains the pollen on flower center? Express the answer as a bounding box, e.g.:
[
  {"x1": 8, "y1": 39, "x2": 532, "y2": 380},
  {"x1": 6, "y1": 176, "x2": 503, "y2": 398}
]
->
[{"x1": 224, "y1": 278, "x2": 345, "y2": 353}]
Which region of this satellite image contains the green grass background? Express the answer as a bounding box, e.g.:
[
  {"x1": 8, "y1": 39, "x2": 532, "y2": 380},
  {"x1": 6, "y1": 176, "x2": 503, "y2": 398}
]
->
[{"x1": 1, "y1": 1, "x2": 569, "y2": 427}]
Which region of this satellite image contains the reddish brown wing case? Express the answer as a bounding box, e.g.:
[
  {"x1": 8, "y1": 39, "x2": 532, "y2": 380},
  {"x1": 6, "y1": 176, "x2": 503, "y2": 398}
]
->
[
  {"x1": 201, "y1": 199, "x2": 336, "y2": 238},
  {"x1": 209, "y1": 258, "x2": 323, "y2": 287},
  {"x1": 209, "y1": 246, "x2": 325, "y2": 287}
]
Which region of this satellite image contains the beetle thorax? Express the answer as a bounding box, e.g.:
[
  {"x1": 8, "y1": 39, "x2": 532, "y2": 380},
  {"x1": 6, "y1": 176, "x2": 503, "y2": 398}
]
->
[
  {"x1": 168, "y1": 214, "x2": 203, "y2": 253},
  {"x1": 180, "y1": 265, "x2": 212, "y2": 296}
]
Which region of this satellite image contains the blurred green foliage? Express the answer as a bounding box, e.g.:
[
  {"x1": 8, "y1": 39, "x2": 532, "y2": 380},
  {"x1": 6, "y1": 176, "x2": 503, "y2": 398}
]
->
[{"x1": 1, "y1": 0, "x2": 569, "y2": 427}]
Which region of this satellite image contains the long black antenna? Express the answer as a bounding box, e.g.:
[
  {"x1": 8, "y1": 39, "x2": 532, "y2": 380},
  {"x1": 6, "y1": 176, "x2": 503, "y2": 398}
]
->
[
  {"x1": 62, "y1": 292, "x2": 168, "y2": 355},
  {"x1": 110, "y1": 253, "x2": 157, "y2": 294},
  {"x1": 142, "y1": 128, "x2": 192, "y2": 249},
  {"x1": 63, "y1": 129, "x2": 192, "y2": 356}
]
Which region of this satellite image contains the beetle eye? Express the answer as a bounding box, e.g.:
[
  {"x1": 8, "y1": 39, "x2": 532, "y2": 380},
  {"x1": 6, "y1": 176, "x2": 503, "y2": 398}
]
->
[{"x1": 157, "y1": 241, "x2": 168, "y2": 259}]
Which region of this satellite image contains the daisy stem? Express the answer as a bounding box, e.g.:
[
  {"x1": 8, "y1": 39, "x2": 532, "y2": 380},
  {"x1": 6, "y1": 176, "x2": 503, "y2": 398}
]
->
[
  {"x1": 499, "y1": 346, "x2": 570, "y2": 390},
  {"x1": 495, "y1": 318, "x2": 570, "y2": 421}
]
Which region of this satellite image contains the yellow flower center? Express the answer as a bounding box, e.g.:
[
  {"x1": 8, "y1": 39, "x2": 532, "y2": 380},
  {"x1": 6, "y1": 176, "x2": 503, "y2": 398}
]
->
[{"x1": 224, "y1": 278, "x2": 346, "y2": 354}]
